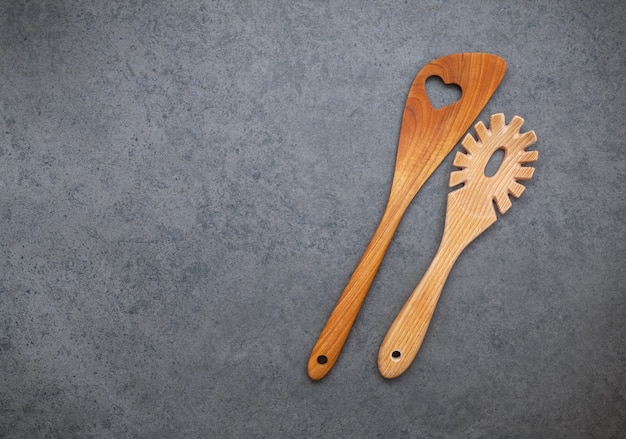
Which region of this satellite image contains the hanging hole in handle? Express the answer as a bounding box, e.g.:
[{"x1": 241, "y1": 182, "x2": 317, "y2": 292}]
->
[
  {"x1": 317, "y1": 355, "x2": 328, "y2": 365},
  {"x1": 391, "y1": 350, "x2": 402, "y2": 361}
]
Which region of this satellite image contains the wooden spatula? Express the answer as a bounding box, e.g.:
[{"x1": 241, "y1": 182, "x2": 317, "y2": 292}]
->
[
  {"x1": 378, "y1": 113, "x2": 538, "y2": 379},
  {"x1": 308, "y1": 53, "x2": 507, "y2": 380}
]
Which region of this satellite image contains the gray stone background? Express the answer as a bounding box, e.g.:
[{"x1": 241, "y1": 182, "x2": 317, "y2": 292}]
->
[{"x1": 1, "y1": 0, "x2": 624, "y2": 437}]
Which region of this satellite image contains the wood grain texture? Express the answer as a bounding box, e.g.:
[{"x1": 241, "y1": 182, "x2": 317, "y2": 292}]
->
[
  {"x1": 308, "y1": 53, "x2": 507, "y2": 380},
  {"x1": 378, "y1": 113, "x2": 537, "y2": 379}
]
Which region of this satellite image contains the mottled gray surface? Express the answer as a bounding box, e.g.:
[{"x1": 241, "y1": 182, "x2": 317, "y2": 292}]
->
[{"x1": 1, "y1": 0, "x2": 624, "y2": 437}]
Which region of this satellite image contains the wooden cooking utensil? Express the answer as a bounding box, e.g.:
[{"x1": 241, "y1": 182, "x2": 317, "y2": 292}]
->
[
  {"x1": 378, "y1": 113, "x2": 538, "y2": 379},
  {"x1": 308, "y1": 53, "x2": 507, "y2": 380}
]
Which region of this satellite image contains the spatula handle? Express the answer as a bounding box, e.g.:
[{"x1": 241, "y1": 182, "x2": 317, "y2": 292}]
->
[
  {"x1": 378, "y1": 235, "x2": 461, "y2": 379},
  {"x1": 308, "y1": 204, "x2": 405, "y2": 380}
]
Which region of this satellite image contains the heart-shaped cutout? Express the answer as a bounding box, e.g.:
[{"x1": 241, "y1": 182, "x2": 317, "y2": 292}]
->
[{"x1": 425, "y1": 75, "x2": 462, "y2": 109}]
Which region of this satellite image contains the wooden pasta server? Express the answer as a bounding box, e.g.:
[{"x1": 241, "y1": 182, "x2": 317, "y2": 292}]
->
[{"x1": 378, "y1": 113, "x2": 538, "y2": 379}]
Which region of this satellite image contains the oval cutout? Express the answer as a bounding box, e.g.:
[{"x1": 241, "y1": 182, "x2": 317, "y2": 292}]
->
[{"x1": 484, "y1": 147, "x2": 505, "y2": 177}]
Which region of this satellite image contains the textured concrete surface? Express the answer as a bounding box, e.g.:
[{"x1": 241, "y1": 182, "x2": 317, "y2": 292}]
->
[{"x1": 1, "y1": 0, "x2": 625, "y2": 437}]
